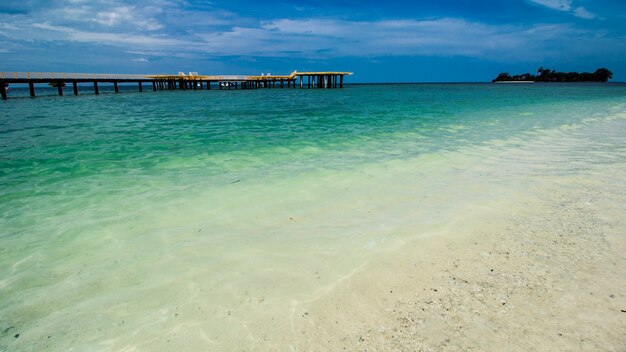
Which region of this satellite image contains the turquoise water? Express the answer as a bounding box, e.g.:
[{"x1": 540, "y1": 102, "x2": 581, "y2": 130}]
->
[{"x1": 1, "y1": 83, "x2": 625, "y2": 350}]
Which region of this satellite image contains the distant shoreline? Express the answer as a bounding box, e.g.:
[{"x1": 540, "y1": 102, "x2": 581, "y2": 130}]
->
[{"x1": 492, "y1": 80, "x2": 535, "y2": 84}]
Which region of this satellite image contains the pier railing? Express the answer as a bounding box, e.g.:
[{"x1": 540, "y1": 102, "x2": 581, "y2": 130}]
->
[{"x1": 148, "y1": 75, "x2": 250, "y2": 81}]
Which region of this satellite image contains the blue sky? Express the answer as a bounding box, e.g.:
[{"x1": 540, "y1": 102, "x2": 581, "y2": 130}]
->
[{"x1": 1, "y1": 0, "x2": 625, "y2": 82}]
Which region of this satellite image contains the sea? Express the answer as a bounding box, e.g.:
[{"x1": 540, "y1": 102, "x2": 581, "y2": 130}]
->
[{"x1": 1, "y1": 83, "x2": 625, "y2": 350}]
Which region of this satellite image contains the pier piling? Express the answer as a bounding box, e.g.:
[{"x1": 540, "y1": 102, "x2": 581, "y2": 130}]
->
[
  {"x1": 114, "y1": 81, "x2": 119, "y2": 93},
  {"x1": 94, "y1": 82, "x2": 99, "y2": 95},
  {"x1": 29, "y1": 82, "x2": 35, "y2": 97},
  {"x1": 73, "y1": 81, "x2": 78, "y2": 95}
]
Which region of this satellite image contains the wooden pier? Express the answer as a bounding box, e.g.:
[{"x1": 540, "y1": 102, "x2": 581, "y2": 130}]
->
[{"x1": 0, "y1": 71, "x2": 352, "y2": 99}]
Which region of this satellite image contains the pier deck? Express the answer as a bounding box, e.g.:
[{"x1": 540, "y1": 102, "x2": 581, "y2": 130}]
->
[{"x1": 0, "y1": 71, "x2": 352, "y2": 99}]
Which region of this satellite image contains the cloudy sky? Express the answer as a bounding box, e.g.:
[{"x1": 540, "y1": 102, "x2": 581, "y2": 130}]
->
[{"x1": 1, "y1": 0, "x2": 625, "y2": 81}]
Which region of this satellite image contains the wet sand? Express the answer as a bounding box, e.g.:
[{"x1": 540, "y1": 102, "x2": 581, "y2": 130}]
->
[{"x1": 291, "y1": 164, "x2": 626, "y2": 351}]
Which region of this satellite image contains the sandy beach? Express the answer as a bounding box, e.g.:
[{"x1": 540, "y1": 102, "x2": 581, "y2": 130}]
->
[{"x1": 289, "y1": 146, "x2": 626, "y2": 350}]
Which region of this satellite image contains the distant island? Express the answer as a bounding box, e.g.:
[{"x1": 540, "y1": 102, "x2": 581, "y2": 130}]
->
[{"x1": 493, "y1": 67, "x2": 613, "y2": 83}]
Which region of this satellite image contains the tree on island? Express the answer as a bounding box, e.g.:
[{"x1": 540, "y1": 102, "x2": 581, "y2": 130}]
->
[{"x1": 492, "y1": 67, "x2": 613, "y2": 82}]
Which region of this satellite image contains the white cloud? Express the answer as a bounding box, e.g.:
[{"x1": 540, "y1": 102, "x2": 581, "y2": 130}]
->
[
  {"x1": 573, "y1": 7, "x2": 596, "y2": 19},
  {"x1": 0, "y1": 23, "x2": 20, "y2": 30},
  {"x1": 132, "y1": 57, "x2": 149, "y2": 62},
  {"x1": 29, "y1": 23, "x2": 186, "y2": 46},
  {"x1": 28, "y1": 1, "x2": 168, "y2": 32},
  {"x1": 93, "y1": 6, "x2": 163, "y2": 30},
  {"x1": 0, "y1": 1, "x2": 619, "y2": 65},
  {"x1": 529, "y1": 0, "x2": 572, "y2": 12},
  {"x1": 528, "y1": 0, "x2": 596, "y2": 19},
  {"x1": 191, "y1": 18, "x2": 580, "y2": 60},
  {"x1": 94, "y1": 7, "x2": 135, "y2": 26},
  {"x1": 3, "y1": 17, "x2": 615, "y2": 62}
]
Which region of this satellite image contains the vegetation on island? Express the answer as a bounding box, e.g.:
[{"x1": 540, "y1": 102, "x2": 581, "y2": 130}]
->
[{"x1": 493, "y1": 67, "x2": 613, "y2": 83}]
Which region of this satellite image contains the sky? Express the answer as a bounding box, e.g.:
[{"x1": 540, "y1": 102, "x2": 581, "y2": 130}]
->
[{"x1": 1, "y1": 0, "x2": 625, "y2": 82}]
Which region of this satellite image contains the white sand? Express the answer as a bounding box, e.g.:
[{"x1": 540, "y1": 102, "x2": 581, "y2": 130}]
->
[{"x1": 290, "y1": 164, "x2": 626, "y2": 351}]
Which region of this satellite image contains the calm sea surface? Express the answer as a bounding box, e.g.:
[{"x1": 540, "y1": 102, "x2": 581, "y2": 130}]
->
[{"x1": 1, "y1": 83, "x2": 625, "y2": 350}]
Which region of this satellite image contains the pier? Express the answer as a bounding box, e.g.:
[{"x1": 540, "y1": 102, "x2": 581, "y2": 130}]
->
[{"x1": 0, "y1": 71, "x2": 352, "y2": 99}]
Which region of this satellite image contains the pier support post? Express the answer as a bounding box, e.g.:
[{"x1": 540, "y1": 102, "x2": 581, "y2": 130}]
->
[
  {"x1": 29, "y1": 82, "x2": 35, "y2": 97},
  {"x1": 94, "y1": 82, "x2": 99, "y2": 95},
  {"x1": 1, "y1": 82, "x2": 7, "y2": 100},
  {"x1": 153, "y1": 82, "x2": 157, "y2": 91},
  {"x1": 340, "y1": 75, "x2": 344, "y2": 88},
  {"x1": 57, "y1": 83, "x2": 63, "y2": 96},
  {"x1": 114, "y1": 81, "x2": 119, "y2": 93},
  {"x1": 73, "y1": 81, "x2": 78, "y2": 95},
  {"x1": 139, "y1": 82, "x2": 143, "y2": 92}
]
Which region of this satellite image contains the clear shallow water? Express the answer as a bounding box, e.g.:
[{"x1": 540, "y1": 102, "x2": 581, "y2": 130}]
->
[{"x1": 1, "y1": 83, "x2": 625, "y2": 350}]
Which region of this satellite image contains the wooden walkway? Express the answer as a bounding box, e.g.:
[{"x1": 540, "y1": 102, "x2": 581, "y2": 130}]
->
[{"x1": 0, "y1": 71, "x2": 353, "y2": 99}]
